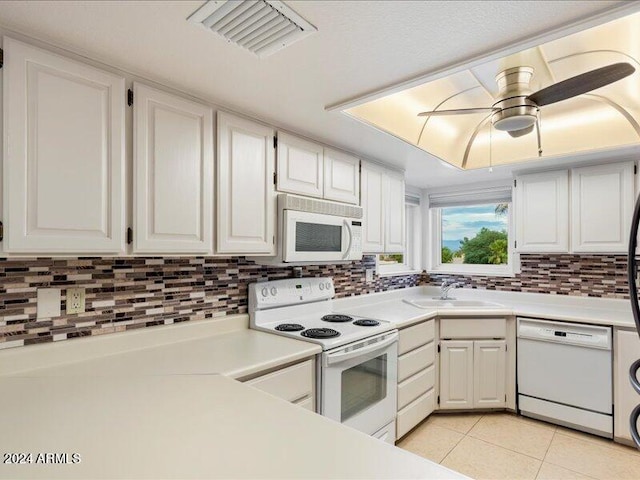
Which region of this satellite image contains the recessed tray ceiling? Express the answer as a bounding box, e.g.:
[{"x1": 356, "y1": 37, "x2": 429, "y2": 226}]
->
[{"x1": 344, "y1": 12, "x2": 640, "y2": 170}]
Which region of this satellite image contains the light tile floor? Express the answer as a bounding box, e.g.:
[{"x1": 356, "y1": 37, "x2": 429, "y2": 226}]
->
[{"x1": 397, "y1": 413, "x2": 640, "y2": 480}]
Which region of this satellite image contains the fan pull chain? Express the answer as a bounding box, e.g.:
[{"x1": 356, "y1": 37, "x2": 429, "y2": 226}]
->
[
  {"x1": 488, "y1": 122, "x2": 493, "y2": 172},
  {"x1": 536, "y1": 108, "x2": 543, "y2": 157}
]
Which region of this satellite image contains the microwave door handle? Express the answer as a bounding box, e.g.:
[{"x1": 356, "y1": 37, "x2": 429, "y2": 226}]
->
[
  {"x1": 325, "y1": 334, "x2": 397, "y2": 366},
  {"x1": 342, "y1": 220, "x2": 353, "y2": 260}
]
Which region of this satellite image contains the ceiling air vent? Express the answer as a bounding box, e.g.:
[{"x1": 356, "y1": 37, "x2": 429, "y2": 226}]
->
[{"x1": 188, "y1": 0, "x2": 317, "y2": 58}]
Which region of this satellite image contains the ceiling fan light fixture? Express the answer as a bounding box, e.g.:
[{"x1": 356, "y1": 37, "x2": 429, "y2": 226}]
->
[{"x1": 492, "y1": 113, "x2": 537, "y2": 131}]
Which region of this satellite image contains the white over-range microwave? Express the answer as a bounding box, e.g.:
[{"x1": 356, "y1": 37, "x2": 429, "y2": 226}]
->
[{"x1": 251, "y1": 194, "x2": 363, "y2": 265}]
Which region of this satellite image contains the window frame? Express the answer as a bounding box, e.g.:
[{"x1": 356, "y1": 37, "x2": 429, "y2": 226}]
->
[
  {"x1": 428, "y1": 202, "x2": 518, "y2": 277},
  {"x1": 377, "y1": 202, "x2": 421, "y2": 277}
]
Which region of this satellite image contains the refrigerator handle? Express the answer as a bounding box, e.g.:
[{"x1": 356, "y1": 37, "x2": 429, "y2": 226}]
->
[{"x1": 627, "y1": 195, "x2": 640, "y2": 449}]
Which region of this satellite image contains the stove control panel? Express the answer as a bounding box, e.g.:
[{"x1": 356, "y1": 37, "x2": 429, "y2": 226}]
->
[{"x1": 249, "y1": 277, "x2": 335, "y2": 312}]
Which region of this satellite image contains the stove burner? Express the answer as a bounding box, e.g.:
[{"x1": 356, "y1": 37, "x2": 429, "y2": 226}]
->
[
  {"x1": 301, "y1": 328, "x2": 340, "y2": 339},
  {"x1": 321, "y1": 314, "x2": 353, "y2": 323},
  {"x1": 353, "y1": 319, "x2": 380, "y2": 327},
  {"x1": 275, "y1": 323, "x2": 305, "y2": 332}
]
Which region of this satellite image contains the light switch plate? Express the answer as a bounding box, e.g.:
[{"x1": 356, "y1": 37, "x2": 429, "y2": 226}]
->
[
  {"x1": 37, "y1": 288, "x2": 61, "y2": 319},
  {"x1": 66, "y1": 288, "x2": 86, "y2": 314},
  {"x1": 365, "y1": 268, "x2": 375, "y2": 283}
]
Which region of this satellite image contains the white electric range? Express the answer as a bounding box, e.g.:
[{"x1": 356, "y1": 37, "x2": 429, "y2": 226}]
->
[{"x1": 249, "y1": 277, "x2": 398, "y2": 444}]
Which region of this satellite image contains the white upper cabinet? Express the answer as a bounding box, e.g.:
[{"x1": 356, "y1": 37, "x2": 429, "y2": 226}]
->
[
  {"x1": 323, "y1": 148, "x2": 360, "y2": 204},
  {"x1": 361, "y1": 162, "x2": 405, "y2": 253},
  {"x1": 385, "y1": 170, "x2": 406, "y2": 253},
  {"x1": 132, "y1": 83, "x2": 213, "y2": 254},
  {"x1": 217, "y1": 112, "x2": 276, "y2": 255},
  {"x1": 571, "y1": 162, "x2": 634, "y2": 253},
  {"x1": 514, "y1": 170, "x2": 569, "y2": 253},
  {"x1": 361, "y1": 162, "x2": 386, "y2": 252},
  {"x1": 276, "y1": 132, "x2": 323, "y2": 198},
  {"x1": 3, "y1": 37, "x2": 126, "y2": 254}
]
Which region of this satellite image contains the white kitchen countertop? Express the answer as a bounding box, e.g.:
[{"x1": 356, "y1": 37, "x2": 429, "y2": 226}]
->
[
  {"x1": 1, "y1": 315, "x2": 321, "y2": 378},
  {"x1": 0, "y1": 374, "x2": 467, "y2": 480},
  {"x1": 334, "y1": 286, "x2": 638, "y2": 329}
]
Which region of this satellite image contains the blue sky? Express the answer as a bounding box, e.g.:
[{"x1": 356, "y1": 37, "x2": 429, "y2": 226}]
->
[{"x1": 441, "y1": 204, "x2": 508, "y2": 250}]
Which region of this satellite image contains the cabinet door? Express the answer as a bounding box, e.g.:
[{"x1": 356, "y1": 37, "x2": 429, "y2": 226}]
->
[
  {"x1": 217, "y1": 112, "x2": 276, "y2": 254},
  {"x1": 614, "y1": 329, "x2": 640, "y2": 442},
  {"x1": 133, "y1": 83, "x2": 213, "y2": 254},
  {"x1": 515, "y1": 170, "x2": 569, "y2": 253},
  {"x1": 323, "y1": 148, "x2": 360, "y2": 204},
  {"x1": 276, "y1": 132, "x2": 323, "y2": 198},
  {"x1": 360, "y1": 162, "x2": 386, "y2": 252},
  {"x1": 3, "y1": 37, "x2": 125, "y2": 253},
  {"x1": 473, "y1": 340, "x2": 506, "y2": 408},
  {"x1": 439, "y1": 340, "x2": 474, "y2": 409},
  {"x1": 571, "y1": 162, "x2": 634, "y2": 253},
  {"x1": 385, "y1": 170, "x2": 405, "y2": 253}
]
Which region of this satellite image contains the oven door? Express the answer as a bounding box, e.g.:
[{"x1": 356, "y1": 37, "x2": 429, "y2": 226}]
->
[
  {"x1": 320, "y1": 331, "x2": 398, "y2": 436},
  {"x1": 283, "y1": 210, "x2": 353, "y2": 262}
]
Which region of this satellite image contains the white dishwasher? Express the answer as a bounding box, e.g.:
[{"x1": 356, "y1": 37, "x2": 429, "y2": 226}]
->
[{"x1": 517, "y1": 317, "x2": 613, "y2": 437}]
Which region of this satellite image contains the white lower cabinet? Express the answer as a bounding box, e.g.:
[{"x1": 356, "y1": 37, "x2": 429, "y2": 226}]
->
[
  {"x1": 244, "y1": 359, "x2": 315, "y2": 410},
  {"x1": 439, "y1": 340, "x2": 474, "y2": 409},
  {"x1": 396, "y1": 320, "x2": 436, "y2": 439},
  {"x1": 614, "y1": 328, "x2": 640, "y2": 443},
  {"x1": 439, "y1": 325, "x2": 507, "y2": 410},
  {"x1": 473, "y1": 340, "x2": 507, "y2": 408}
]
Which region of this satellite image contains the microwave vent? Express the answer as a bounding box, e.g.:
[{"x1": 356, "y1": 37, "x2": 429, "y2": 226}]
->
[
  {"x1": 279, "y1": 194, "x2": 363, "y2": 219},
  {"x1": 188, "y1": 0, "x2": 317, "y2": 57}
]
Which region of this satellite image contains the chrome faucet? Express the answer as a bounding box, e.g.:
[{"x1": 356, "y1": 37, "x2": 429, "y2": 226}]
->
[{"x1": 439, "y1": 280, "x2": 462, "y2": 300}]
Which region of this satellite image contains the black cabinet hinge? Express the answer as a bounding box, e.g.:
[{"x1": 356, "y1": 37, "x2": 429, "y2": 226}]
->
[
  {"x1": 437, "y1": 344, "x2": 441, "y2": 353},
  {"x1": 273, "y1": 136, "x2": 278, "y2": 149},
  {"x1": 635, "y1": 164, "x2": 637, "y2": 175},
  {"x1": 127, "y1": 227, "x2": 133, "y2": 244},
  {"x1": 127, "y1": 89, "x2": 134, "y2": 107},
  {"x1": 0, "y1": 48, "x2": 4, "y2": 69},
  {"x1": 514, "y1": 240, "x2": 517, "y2": 249},
  {"x1": 273, "y1": 172, "x2": 277, "y2": 185},
  {"x1": 513, "y1": 179, "x2": 517, "y2": 187},
  {"x1": 437, "y1": 395, "x2": 440, "y2": 405},
  {"x1": 0, "y1": 221, "x2": 4, "y2": 242}
]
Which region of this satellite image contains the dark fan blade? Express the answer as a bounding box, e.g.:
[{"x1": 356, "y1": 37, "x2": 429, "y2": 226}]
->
[
  {"x1": 528, "y1": 62, "x2": 635, "y2": 107},
  {"x1": 508, "y1": 125, "x2": 535, "y2": 138},
  {"x1": 418, "y1": 107, "x2": 496, "y2": 117}
]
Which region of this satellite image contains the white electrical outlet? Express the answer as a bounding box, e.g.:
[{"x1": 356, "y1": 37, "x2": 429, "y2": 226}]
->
[
  {"x1": 66, "y1": 288, "x2": 86, "y2": 314},
  {"x1": 365, "y1": 268, "x2": 375, "y2": 283}
]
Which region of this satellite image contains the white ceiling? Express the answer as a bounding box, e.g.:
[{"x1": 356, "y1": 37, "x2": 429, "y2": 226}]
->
[{"x1": 0, "y1": 0, "x2": 637, "y2": 188}]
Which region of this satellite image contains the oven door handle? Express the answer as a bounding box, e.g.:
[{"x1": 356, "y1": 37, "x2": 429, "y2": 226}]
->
[
  {"x1": 341, "y1": 219, "x2": 353, "y2": 260},
  {"x1": 324, "y1": 333, "x2": 398, "y2": 366}
]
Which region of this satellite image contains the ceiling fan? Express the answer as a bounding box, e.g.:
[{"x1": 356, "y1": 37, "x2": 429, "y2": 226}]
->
[{"x1": 417, "y1": 62, "x2": 636, "y2": 141}]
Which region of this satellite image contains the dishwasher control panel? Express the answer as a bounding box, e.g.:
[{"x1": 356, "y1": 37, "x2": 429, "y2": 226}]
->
[{"x1": 517, "y1": 317, "x2": 611, "y2": 350}]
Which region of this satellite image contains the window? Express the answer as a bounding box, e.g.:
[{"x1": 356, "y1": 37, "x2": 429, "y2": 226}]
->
[
  {"x1": 429, "y1": 188, "x2": 515, "y2": 276},
  {"x1": 378, "y1": 199, "x2": 421, "y2": 276}
]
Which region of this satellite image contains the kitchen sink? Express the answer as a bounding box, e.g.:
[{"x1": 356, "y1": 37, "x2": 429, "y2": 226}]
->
[{"x1": 403, "y1": 298, "x2": 503, "y2": 309}]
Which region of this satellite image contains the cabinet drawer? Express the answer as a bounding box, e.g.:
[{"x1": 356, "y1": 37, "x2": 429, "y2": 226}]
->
[
  {"x1": 396, "y1": 388, "x2": 435, "y2": 439},
  {"x1": 245, "y1": 360, "x2": 313, "y2": 403},
  {"x1": 399, "y1": 320, "x2": 435, "y2": 355},
  {"x1": 398, "y1": 342, "x2": 435, "y2": 382},
  {"x1": 398, "y1": 364, "x2": 435, "y2": 410},
  {"x1": 440, "y1": 318, "x2": 506, "y2": 339}
]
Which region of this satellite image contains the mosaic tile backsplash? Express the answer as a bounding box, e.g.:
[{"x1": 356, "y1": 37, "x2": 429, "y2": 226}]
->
[
  {"x1": 429, "y1": 254, "x2": 629, "y2": 298},
  {"x1": 0, "y1": 255, "x2": 423, "y2": 349},
  {"x1": 0, "y1": 253, "x2": 631, "y2": 349}
]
